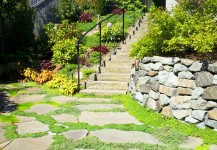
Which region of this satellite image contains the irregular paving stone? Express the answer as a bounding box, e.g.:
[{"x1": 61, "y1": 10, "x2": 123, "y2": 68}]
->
[
  {"x1": 208, "y1": 64, "x2": 217, "y2": 73},
  {"x1": 185, "y1": 116, "x2": 199, "y2": 124},
  {"x1": 141, "y1": 57, "x2": 152, "y2": 64},
  {"x1": 159, "y1": 94, "x2": 170, "y2": 106},
  {"x1": 210, "y1": 145, "x2": 217, "y2": 150},
  {"x1": 213, "y1": 75, "x2": 217, "y2": 85},
  {"x1": 140, "y1": 84, "x2": 151, "y2": 94},
  {"x1": 206, "y1": 119, "x2": 217, "y2": 129},
  {"x1": 208, "y1": 108, "x2": 217, "y2": 121},
  {"x1": 139, "y1": 63, "x2": 152, "y2": 71},
  {"x1": 159, "y1": 85, "x2": 178, "y2": 97},
  {"x1": 150, "y1": 63, "x2": 163, "y2": 71},
  {"x1": 158, "y1": 71, "x2": 179, "y2": 88},
  {"x1": 156, "y1": 101, "x2": 162, "y2": 112},
  {"x1": 178, "y1": 71, "x2": 194, "y2": 79},
  {"x1": 191, "y1": 98, "x2": 208, "y2": 110},
  {"x1": 16, "y1": 116, "x2": 35, "y2": 122},
  {"x1": 52, "y1": 114, "x2": 78, "y2": 123},
  {"x1": 207, "y1": 101, "x2": 217, "y2": 109},
  {"x1": 0, "y1": 127, "x2": 7, "y2": 143},
  {"x1": 10, "y1": 94, "x2": 46, "y2": 104},
  {"x1": 192, "y1": 110, "x2": 206, "y2": 121},
  {"x1": 172, "y1": 109, "x2": 191, "y2": 120},
  {"x1": 76, "y1": 104, "x2": 124, "y2": 111},
  {"x1": 62, "y1": 130, "x2": 88, "y2": 140},
  {"x1": 15, "y1": 121, "x2": 49, "y2": 134},
  {"x1": 77, "y1": 98, "x2": 113, "y2": 103},
  {"x1": 0, "y1": 141, "x2": 11, "y2": 148},
  {"x1": 142, "y1": 94, "x2": 149, "y2": 105},
  {"x1": 171, "y1": 96, "x2": 191, "y2": 109},
  {"x1": 25, "y1": 104, "x2": 58, "y2": 115},
  {"x1": 152, "y1": 56, "x2": 164, "y2": 62},
  {"x1": 173, "y1": 64, "x2": 188, "y2": 73},
  {"x1": 79, "y1": 112, "x2": 142, "y2": 126},
  {"x1": 3, "y1": 135, "x2": 53, "y2": 150},
  {"x1": 160, "y1": 57, "x2": 180, "y2": 65},
  {"x1": 25, "y1": 87, "x2": 42, "y2": 93},
  {"x1": 149, "y1": 80, "x2": 159, "y2": 92},
  {"x1": 138, "y1": 70, "x2": 148, "y2": 77},
  {"x1": 138, "y1": 77, "x2": 150, "y2": 86},
  {"x1": 162, "y1": 106, "x2": 173, "y2": 117},
  {"x1": 178, "y1": 79, "x2": 196, "y2": 89},
  {"x1": 179, "y1": 137, "x2": 203, "y2": 149},
  {"x1": 147, "y1": 98, "x2": 157, "y2": 111},
  {"x1": 192, "y1": 87, "x2": 204, "y2": 99},
  {"x1": 195, "y1": 72, "x2": 213, "y2": 87},
  {"x1": 189, "y1": 62, "x2": 203, "y2": 72},
  {"x1": 181, "y1": 59, "x2": 194, "y2": 67},
  {"x1": 163, "y1": 65, "x2": 173, "y2": 72},
  {"x1": 147, "y1": 71, "x2": 158, "y2": 77},
  {"x1": 149, "y1": 90, "x2": 159, "y2": 100},
  {"x1": 90, "y1": 129, "x2": 162, "y2": 144},
  {"x1": 202, "y1": 86, "x2": 217, "y2": 100},
  {"x1": 178, "y1": 87, "x2": 192, "y2": 95},
  {"x1": 50, "y1": 96, "x2": 77, "y2": 104}
]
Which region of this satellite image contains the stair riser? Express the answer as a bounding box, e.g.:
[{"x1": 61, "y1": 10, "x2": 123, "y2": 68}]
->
[
  {"x1": 80, "y1": 90, "x2": 127, "y2": 95},
  {"x1": 111, "y1": 55, "x2": 132, "y2": 61},
  {"x1": 96, "y1": 75, "x2": 130, "y2": 82},
  {"x1": 105, "y1": 61, "x2": 133, "y2": 68},
  {"x1": 86, "y1": 82, "x2": 128, "y2": 90},
  {"x1": 101, "y1": 68, "x2": 131, "y2": 74}
]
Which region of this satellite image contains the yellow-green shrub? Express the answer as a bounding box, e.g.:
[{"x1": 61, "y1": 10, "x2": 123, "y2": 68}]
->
[
  {"x1": 22, "y1": 68, "x2": 39, "y2": 81},
  {"x1": 34, "y1": 70, "x2": 53, "y2": 84}
]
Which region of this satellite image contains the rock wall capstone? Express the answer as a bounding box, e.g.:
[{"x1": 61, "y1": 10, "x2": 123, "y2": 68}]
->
[{"x1": 129, "y1": 56, "x2": 217, "y2": 129}]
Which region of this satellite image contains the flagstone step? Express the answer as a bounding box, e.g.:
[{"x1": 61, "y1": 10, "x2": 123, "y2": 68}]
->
[
  {"x1": 111, "y1": 55, "x2": 132, "y2": 61},
  {"x1": 100, "y1": 67, "x2": 131, "y2": 74},
  {"x1": 80, "y1": 89, "x2": 127, "y2": 95},
  {"x1": 105, "y1": 60, "x2": 133, "y2": 68},
  {"x1": 94, "y1": 74, "x2": 130, "y2": 82},
  {"x1": 85, "y1": 81, "x2": 128, "y2": 90}
]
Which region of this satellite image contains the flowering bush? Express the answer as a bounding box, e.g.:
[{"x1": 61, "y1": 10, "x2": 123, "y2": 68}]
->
[
  {"x1": 112, "y1": 7, "x2": 125, "y2": 15},
  {"x1": 80, "y1": 12, "x2": 93, "y2": 23},
  {"x1": 90, "y1": 46, "x2": 108, "y2": 54},
  {"x1": 40, "y1": 60, "x2": 53, "y2": 71}
]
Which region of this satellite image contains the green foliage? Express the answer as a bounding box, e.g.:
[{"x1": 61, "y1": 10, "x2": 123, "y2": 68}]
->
[
  {"x1": 18, "y1": 102, "x2": 34, "y2": 111},
  {"x1": 22, "y1": 68, "x2": 39, "y2": 81},
  {"x1": 0, "y1": 114, "x2": 19, "y2": 123},
  {"x1": 116, "y1": 0, "x2": 146, "y2": 12},
  {"x1": 34, "y1": 70, "x2": 53, "y2": 85},
  {"x1": 81, "y1": 68, "x2": 97, "y2": 79},
  {"x1": 130, "y1": 1, "x2": 217, "y2": 59},
  {"x1": 46, "y1": 73, "x2": 77, "y2": 96},
  {"x1": 88, "y1": 51, "x2": 100, "y2": 64}
]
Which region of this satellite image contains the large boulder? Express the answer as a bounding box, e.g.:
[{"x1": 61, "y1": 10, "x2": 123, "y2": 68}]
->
[
  {"x1": 173, "y1": 64, "x2": 188, "y2": 73},
  {"x1": 158, "y1": 71, "x2": 179, "y2": 87},
  {"x1": 202, "y1": 86, "x2": 217, "y2": 100},
  {"x1": 195, "y1": 72, "x2": 213, "y2": 87}
]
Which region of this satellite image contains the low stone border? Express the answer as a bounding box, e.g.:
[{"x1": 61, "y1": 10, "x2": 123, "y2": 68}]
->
[{"x1": 129, "y1": 56, "x2": 217, "y2": 129}]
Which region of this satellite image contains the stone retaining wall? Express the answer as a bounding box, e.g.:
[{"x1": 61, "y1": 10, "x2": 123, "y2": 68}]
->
[{"x1": 128, "y1": 56, "x2": 217, "y2": 130}]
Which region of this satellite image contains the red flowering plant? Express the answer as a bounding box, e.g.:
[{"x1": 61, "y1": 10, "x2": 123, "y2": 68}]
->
[
  {"x1": 80, "y1": 12, "x2": 93, "y2": 23},
  {"x1": 90, "y1": 46, "x2": 108, "y2": 54},
  {"x1": 112, "y1": 7, "x2": 125, "y2": 15},
  {"x1": 39, "y1": 60, "x2": 54, "y2": 71}
]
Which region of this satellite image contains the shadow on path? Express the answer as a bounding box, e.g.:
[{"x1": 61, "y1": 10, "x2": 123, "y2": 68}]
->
[{"x1": 0, "y1": 91, "x2": 17, "y2": 113}]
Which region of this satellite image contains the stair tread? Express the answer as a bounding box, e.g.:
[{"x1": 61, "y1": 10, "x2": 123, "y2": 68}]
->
[
  {"x1": 86, "y1": 81, "x2": 128, "y2": 83},
  {"x1": 80, "y1": 89, "x2": 127, "y2": 95}
]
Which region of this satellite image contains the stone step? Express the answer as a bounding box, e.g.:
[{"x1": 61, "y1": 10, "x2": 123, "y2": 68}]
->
[
  {"x1": 95, "y1": 74, "x2": 130, "y2": 82},
  {"x1": 111, "y1": 55, "x2": 132, "y2": 61},
  {"x1": 85, "y1": 81, "x2": 128, "y2": 90},
  {"x1": 105, "y1": 61, "x2": 133, "y2": 68},
  {"x1": 100, "y1": 67, "x2": 131, "y2": 74},
  {"x1": 80, "y1": 89, "x2": 127, "y2": 95}
]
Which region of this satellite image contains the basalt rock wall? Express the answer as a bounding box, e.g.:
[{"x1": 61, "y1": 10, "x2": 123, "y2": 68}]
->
[{"x1": 129, "y1": 56, "x2": 217, "y2": 129}]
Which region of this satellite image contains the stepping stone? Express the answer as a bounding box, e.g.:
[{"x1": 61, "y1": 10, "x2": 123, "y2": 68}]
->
[
  {"x1": 25, "y1": 104, "x2": 58, "y2": 115},
  {"x1": 16, "y1": 116, "x2": 35, "y2": 122},
  {"x1": 3, "y1": 135, "x2": 53, "y2": 150},
  {"x1": 51, "y1": 114, "x2": 78, "y2": 123},
  {"x1": 76, "y1": 104, "x2": 124, "y2": 111},
  {"x1": 210, "y1": 145, "x2": 217, "y2": 150},
  {"x1": 0, "y1": 141, "x2": 11, "y2": 149},
  {"x1": 79, "y1": 112, "x2": 142, "y2": 126},
  {"x1": 25, "y1": 87, "x2": 42, "y2": 93},
  {"x1": 76, "y1": 98, "x2": 114, "y2": 103},
  {"x1": 51, "y1": 96, "x2": 78, "y2": 104},
  {"x1": 15, "y1": 121, "x2": 49, "y2": 134},
  {"x1": 10, "y1": 94, "x2": 46, "y2": 104},
  {"x1": 179, "y1": 136, "x2": 203, "y2": 149},
  {"x1": 62, "y1": 130, "x2": 88, "y2": 140},
  {"x1": 90, "y1": 129, "x2": 162, "y2": 145},
  {"x1": 0, "y1": 127, "x2": 7, "y2": 143}
]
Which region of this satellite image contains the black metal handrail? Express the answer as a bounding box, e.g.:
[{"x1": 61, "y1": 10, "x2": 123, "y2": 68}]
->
[{"x1": 76, "y1": 0, "x2": 136, "y2": 92}]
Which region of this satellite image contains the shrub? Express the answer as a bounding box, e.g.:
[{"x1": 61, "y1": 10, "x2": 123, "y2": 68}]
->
[
  {"x1": 81, "y1": 68, "x2": 97, "y2": 79},
  {"x1": 90, "y1": 46, "x2": 108, "y2": 54},
  {"x1": 80, "y1": 12, "x2": 93, "y2": 23},
  {"x1": 46, "y1": 73, "x2": 77, "y2": 95},
  {"x1": 22, "y1": 68, "x2": 39, "y2": 81},
  {"x1": 40, "y1": 60, "x2": 53, "y2": 71},
  {"x1": 112, "y1": 7, "x2": 125, "y2": 15},
  {"x1": 88, "y1": 52, "x2": 100, "y2": 64},
  {"x1": 34, "y1": 70, "x2": 53, "y2": 85}
]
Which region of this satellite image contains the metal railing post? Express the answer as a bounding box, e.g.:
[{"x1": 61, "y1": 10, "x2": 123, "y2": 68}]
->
[
  {"x1": 134, "y1": 0, "x2": 136, "y2": 26},
  {"x1": 76, "y1": 44, "x2": 80, "y2": 92},
  {"x1": 122, "y1": 8, "x2": 125, "y2": 44},
  {"x1": 99, "y1": 22, "x2": 102, "y2": 69}
]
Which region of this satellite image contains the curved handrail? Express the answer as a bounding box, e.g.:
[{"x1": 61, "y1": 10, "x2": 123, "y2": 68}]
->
[
  {"x1": 30, "y1": 0, "x2": 45, "y2": 8},
  {"x1": 76, "y1": 0, "x2": 136, "y2": 92}
]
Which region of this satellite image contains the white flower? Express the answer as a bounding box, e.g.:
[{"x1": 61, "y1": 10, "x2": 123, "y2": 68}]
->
[{"x1": 107, "y1": 22, "x2": 112, "y2": 28}]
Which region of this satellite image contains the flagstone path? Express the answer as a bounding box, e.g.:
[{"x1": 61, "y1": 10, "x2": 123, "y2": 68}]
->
[{"x1": 0, "y1": 92, "x2": 216, "y2": 150}]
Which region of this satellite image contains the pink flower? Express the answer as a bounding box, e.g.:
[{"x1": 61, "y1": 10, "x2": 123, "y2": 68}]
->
[{"x1": 107, "y1": 22, "x2": 112, "y2": 28}]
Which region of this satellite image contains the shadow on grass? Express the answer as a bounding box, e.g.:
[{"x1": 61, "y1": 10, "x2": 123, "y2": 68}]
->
[{"x1": 0, "y1": 91, "x2": 18, "y2": 113}]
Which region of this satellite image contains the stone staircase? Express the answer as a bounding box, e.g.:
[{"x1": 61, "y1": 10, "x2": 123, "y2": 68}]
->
[{"x1": 80, "y1": 15, "x2": 148, "y2": 95}]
